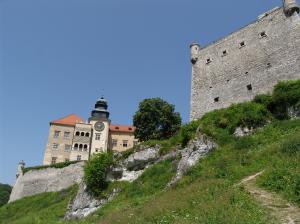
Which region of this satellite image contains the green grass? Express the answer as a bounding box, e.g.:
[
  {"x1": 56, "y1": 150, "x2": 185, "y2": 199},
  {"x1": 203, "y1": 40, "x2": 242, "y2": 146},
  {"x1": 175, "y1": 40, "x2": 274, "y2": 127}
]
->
[
  {"x1": 0, "y1": 185, "x2": 78, "y2": 224},
  {"x1": 1, "y1": 80, "x2": 300, "y2": 224}
]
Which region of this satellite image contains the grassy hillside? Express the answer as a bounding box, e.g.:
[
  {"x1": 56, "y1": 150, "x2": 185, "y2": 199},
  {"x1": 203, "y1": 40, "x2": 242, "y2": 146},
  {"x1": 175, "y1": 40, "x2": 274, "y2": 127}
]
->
[
  {"x1": 0, "y1": 186, "x2": 77, "y2": 224},
  {"x1": 0, "y1": 80, "x2": 299, "y2": 224},
  {"x1": 0, "y1": 183, "x2": 12, "y2": 207}
]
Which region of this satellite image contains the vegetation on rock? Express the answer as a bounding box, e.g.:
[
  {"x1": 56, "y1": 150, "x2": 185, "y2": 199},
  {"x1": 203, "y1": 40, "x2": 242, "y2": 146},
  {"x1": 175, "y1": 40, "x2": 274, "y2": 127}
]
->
[
  {"x1": 133, "y1": 98, "x2": 181, "y2": 141},
  {"x1": 83, "y1": 153, "x2": 113, "y2": 197},
  {"x1": 23, "y1": 161, "x2": 81, "y2": 174}
]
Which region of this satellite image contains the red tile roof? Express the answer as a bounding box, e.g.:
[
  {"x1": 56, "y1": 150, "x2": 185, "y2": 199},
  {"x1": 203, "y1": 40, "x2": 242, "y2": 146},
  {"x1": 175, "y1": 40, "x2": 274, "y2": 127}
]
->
[
  {"x1": 50, "y1": 114, "x2": 84, "y2": 126},
  {"x1": 110, "y1": 124, "x2": 135, "y2": 133}
]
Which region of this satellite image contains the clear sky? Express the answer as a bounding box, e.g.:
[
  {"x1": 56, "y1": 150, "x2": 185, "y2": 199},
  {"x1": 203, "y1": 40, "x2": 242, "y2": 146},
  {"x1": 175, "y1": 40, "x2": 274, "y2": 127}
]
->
[{"x1": 0, "y1": 0, "x2": 283, "y2": 185}]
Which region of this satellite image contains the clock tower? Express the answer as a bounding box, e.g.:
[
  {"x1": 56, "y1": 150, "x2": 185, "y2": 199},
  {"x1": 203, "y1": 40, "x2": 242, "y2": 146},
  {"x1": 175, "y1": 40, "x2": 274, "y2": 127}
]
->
[{"x1": 89, "y1": 97, "x2": 110, "y2": 155}]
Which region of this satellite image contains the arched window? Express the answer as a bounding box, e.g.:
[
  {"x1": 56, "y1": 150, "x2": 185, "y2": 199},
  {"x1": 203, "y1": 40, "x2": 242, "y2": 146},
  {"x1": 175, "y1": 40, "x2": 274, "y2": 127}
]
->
[
  {"x1": 81, "y1": 132, "x2": 85, "y2": 136},
  {"x1": 84, "y1": 145, "x2": 88, "y2": 151},
  {"x1": 74, "y1": 144, "x2": 78, "y2": 150},
  {"x1": 75, "y1": 131, "x2": 80, "y2": 136},
  {"x1": 85, "y1": 133, "x2": 90, "y2": 137},
  {"x1": 79, "y1": 144, "x2": 83, "y2": 151}
]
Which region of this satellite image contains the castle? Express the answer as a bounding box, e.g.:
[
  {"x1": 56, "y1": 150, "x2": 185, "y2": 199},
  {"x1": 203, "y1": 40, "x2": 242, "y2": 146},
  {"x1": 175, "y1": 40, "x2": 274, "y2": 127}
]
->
[
  {"x1": 190, "y1": 0, "x2": 300, "y2": 120},
  {"x1": 43, "y1": 97, "x2": 138, "y2": 165}
]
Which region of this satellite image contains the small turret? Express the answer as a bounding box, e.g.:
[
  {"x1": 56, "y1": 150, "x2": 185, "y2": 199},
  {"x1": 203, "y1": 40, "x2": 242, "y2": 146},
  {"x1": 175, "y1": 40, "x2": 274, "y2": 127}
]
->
[
  {"x1": 190, "y1": 42, "x2": 200, "y2": 64},
  {"x1": 16, "y1": 160, "x2": 25, "y2": 179},
  {"x1": 283, "y1": 0, "x2": 300, "y2": 16}
]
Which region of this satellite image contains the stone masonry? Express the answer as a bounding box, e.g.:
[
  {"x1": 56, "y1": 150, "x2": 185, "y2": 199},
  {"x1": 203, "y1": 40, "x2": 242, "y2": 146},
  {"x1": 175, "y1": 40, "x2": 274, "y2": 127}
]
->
[{"x1": 190, "y1": 1, "x2": 300, "y2": 120}]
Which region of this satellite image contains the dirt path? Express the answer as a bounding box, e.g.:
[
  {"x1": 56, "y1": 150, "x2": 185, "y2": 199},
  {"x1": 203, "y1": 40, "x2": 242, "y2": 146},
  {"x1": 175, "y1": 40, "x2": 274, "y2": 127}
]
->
[{"x1": 239, "y1": 171, "x2": 300, "y2": 224}]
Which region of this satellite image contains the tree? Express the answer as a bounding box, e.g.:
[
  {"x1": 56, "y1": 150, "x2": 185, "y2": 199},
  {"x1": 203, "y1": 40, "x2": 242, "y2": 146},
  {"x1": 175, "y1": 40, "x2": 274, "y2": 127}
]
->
[
  {"x1": 133, "y1": 98, "x2": 181, "y2": 141},
  {"x1": 0, "y1": 183, "x2": 12, "y2": 207},
  {"x1": 84, "y1": 153, "x2": 113, "y2": 197}
]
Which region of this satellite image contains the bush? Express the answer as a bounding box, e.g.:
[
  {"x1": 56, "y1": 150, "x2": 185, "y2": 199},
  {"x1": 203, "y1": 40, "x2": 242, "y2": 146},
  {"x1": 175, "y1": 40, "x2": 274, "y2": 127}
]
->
[
  {"x1": 255, "y1": 80, "x2": 300, "y2": 119},
  {"x1": 84, "y1": 153, "x2": 113, "y2": 197}
]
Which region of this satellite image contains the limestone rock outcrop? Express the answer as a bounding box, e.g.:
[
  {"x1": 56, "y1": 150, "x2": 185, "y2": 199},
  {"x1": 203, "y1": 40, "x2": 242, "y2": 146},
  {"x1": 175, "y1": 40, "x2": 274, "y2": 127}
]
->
[
  {"x1": 65, "y1": 182, "x2": 119, "y2": 220},
  {"x1": 168, "y1": 132, "x2": 216, "y2": 186}
]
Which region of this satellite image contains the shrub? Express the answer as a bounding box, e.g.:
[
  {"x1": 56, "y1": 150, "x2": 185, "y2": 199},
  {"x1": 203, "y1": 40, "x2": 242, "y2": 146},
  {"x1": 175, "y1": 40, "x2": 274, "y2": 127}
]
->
[{"x1": 84, "y1": 153, "x2": 113, "y2": 197}]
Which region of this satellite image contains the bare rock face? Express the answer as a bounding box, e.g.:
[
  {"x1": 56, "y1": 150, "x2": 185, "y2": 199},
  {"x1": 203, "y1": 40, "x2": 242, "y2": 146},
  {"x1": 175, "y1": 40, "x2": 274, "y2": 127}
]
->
[
  {"x1": 288, "y1": 106, "x2": 300, "y2": 119},
  {"x1": 122, "y1": 145, "x2": 160, "y2": 171},
  {"x1": 9, "y1": 162, "x2": 84, "y2": 203},
  {"x1": 64, "y1": 182, "x2": 119, "y2": 220},
  {"x1": 234, "y1": 127, "x2": 256, "y2": 137},
  {"x1": 168, "y1": 132, "x2": 216, "y2": 186}
]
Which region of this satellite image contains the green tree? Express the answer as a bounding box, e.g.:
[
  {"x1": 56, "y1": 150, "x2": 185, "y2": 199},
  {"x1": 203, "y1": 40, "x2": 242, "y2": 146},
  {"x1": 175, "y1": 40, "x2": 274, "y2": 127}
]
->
[
  {"x1": 133, "y1": 98, "x2": 181, "y2": 141},
  {"x1": 84, "y1": 153, "x2": 113, "y2": 197},
  {"x1": 0, "y1": 183, "x2": 12, "y2": 207}
]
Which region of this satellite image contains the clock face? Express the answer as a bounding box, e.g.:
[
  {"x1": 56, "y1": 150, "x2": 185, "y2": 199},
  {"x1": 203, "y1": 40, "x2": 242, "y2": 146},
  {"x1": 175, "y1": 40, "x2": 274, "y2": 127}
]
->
[{"x1": 94, "y1": 122, "x2": 105, "y2": 132}]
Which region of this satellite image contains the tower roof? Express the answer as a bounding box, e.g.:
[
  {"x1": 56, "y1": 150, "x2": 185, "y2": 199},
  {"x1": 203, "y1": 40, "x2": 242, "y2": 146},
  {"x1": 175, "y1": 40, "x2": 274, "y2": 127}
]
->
[{"x1": 50, "y1": 114, "x2": 84, "y2": 126}]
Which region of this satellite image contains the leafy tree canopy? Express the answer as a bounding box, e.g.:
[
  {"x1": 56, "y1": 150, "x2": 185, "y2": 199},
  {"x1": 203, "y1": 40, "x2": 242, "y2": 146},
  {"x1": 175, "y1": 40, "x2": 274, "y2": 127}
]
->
[
  {"x1": 133, "y1": 98, "x2": 181, "y2": 141},
  {"x1": 0, "y1": 183, "x2": 12, "y2": 207}
]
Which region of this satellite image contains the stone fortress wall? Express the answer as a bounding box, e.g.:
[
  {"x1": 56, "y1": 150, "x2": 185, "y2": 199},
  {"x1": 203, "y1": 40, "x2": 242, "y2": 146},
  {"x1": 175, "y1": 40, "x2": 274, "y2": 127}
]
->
[
  {"x1": 190, "y1": 0, "x2": 300, "y2": 120},
  {"x1": 9, "y1": 162, "x2": 84, "y2": 203}
]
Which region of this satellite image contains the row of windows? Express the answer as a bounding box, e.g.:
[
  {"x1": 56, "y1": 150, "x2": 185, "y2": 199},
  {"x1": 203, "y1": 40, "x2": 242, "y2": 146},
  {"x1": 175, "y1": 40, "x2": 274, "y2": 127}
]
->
[
  {"x1": 54, "y1": 131, "x2": 70, "y2": 139},
  {"x1": 75, "y1": 131, "x2": 90, "y2": 137},
  {"x1": 111, "y1": 139, "x2": 138, "y2": 148},
  {"x1": 51, "y1": 156, "x2": 81, "y2": 164},
  {"x1": 52, "y1": 143, "x2": 72, "y2": 151},
  {"x1": 205, "y1": 31, "x2": 268, "y2": 65},
  {"x1": 73, "y1": 143, "x2": 89, "y2": 151},
  {"x1": 52, "y1": 143, "x2": 89, "y2": 151}
]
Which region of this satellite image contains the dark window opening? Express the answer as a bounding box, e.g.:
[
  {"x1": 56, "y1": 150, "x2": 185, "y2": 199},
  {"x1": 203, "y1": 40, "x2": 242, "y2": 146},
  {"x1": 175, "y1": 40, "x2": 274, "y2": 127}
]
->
[
  {"x1": 227, "y1": 79, "x2": 230, "y2": 82},
  {"x1": 209, "y1": 86, "x2": 213, "y2": 89},
  {"x1": 240, "y1": 41, "x2": 245, "y2": 47},
  {"x1": 214, "y1": 97, "x2": 219, "y2": 102},
  {"x1": 81, "y1": 132, "x2": 85, "y2": 136},
  {"x1": 260, "y1": 31, "x2": 267, "y2": 38},
  {"x1": 247, "y1": 84, "x2": 253, "y2": 91},
  {"x1": 245, "y1": 72, "x2": 249, "y2": 75},
  {"x1": 85, "y1": 132, "x2": 90, "y2": 137},
  {"x1": 222, "y1": 50, "x2": 227, "y2": 56},
  {"x1": 267, "y1": 63, "x2": 271, "y2": 68},
  {"x1": 75, "y1": 131, "x2": 80, "y2": 136},
  {"x1": 206, "y1": 58, "x2": 212, "y2": 64}
]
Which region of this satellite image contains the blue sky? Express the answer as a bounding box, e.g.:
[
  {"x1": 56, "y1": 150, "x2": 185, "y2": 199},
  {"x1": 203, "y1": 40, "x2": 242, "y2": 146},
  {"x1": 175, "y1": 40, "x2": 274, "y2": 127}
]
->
[{"x1": 0, "y1": 0, "x2": 282, "y2": 185}]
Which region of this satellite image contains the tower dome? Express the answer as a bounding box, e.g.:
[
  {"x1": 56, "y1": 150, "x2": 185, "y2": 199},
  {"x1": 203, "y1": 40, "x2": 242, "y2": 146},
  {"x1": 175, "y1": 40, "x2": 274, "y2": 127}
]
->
[{"x1": 89, "y1": 97, "x2": 110, "y2": 121}]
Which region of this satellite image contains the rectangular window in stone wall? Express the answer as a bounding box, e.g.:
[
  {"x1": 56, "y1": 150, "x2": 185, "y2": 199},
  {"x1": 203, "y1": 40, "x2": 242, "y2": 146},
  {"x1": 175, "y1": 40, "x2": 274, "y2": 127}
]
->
[
  {"x1": 64, "y1": 144, "x2": 71, "y2": 151},
  {"x1": 64, "y1": 132, "x2": 70, "y2": 139},
  {"x1": 123, "y1": 140, "x2": 128, "y2": 147},
  {"x1": 53, "y1": 131, "x2": 60, "y2": 139},
  {"x1": 77, "y1": 155, "x2": 81, "y2": 161},
  {"x1": 95, "y1": 133, "x2": 101, "y2": 140},
  {"x1": 51, "y1": 157, "x2": 57, "y2": 164},
  {"x1": 52, "y1": 143, "x2": 59, "y2": 150},
  {"x1": 112, "y1": 139, "x2": 118, "y2": 147}
]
